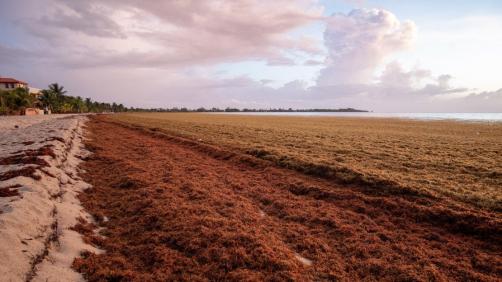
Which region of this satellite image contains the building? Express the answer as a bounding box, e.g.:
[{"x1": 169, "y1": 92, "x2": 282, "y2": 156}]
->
[
  {"x1": 1, "y1": 77, "x2": 42, "y2": 98},
  {"x1": 0, "y1": 77, "x2": 28, "y2": 91},
  {"x1": 29, "y1": 87, "x2": 42, "y2": 98},
  {"x1": 0, "y1": 77, "x2": 47, "y2": 115}
]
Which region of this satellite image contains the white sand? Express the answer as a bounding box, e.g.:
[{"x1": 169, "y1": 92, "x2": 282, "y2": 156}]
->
[
  {"x1": 0, "y1": 114, "x2": 72, "y2": 132},
  {"x1": 0, "y1": 115, "x2": 102, "y2": 281}
]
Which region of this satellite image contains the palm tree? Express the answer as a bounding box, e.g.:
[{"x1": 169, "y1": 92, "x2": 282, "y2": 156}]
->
[
  {"x1": 39, "y1": 89, "x2": 57, "y2": 112},
  {"x1": 12, "y1": 88, "x2": 34, "y2": 107},
  {"x1": 85, "y1": 97, "x2": 92, "y2": 111},
  {"x1": 48, "y1": 83, "x2": 67, "y2": 96},
  {"x1": 61, "y1": 102, "x2": 73, "y2": 113},
  {"x1": 0, "y1": 88, "x2": 36, "y2": 114},
  {"x1": 39, "y1": 90, "x2": 51, "y2": 107},
  {"x1": 41, "y1": 83, "x2": 67, "y2": 113},
  {"x1": 72, "y1": 96, "x2": 85, "y2": 112}
]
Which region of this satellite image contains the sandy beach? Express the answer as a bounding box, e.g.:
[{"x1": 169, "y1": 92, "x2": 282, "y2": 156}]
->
[
  {"x1": 0, "y1": 114, "x2": 101, "y2": 281},
  {"x1": 3, "y1": 0, "x2": 502, "y2": 280},
  {"x1": 1, "y1": 113, "x2": 501, "y2": 281}
]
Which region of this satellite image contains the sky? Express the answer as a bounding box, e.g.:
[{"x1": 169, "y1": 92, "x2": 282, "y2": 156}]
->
[{"x1": 0, "y1": 0, "x2": 501, "y2": 112}]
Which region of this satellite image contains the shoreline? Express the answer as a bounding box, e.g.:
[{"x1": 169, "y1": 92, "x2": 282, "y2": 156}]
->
[
  {"x1": 1, "y1": 114, "x2": 500, "y2": 280},
  {"x1": 208, "y1": 112, "x2": 502, "y2": 123},
  {"x1": 0, "y1": 115, "x2": 101, "y2": 281}
]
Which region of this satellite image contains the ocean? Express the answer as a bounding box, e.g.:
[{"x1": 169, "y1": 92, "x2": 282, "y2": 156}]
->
[{"x1": 216, "y1": 112, "x2": 502, "y2": 122}]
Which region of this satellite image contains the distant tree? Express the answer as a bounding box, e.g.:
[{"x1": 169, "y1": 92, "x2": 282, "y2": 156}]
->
[
  {"x1": 72, "y1": 96, "x2": 85, "y2": 112},
  {"x1": 48, "y1": 83, "x2": 67, "y2": 96},
  {"x1": 39, "y1": 83, "x2": 67, "y2": 113},
  {"x1": 61, "y1": 102, "x2": 73, "y2": 113},
  {"x1": 39, "y1": 89, "x2": 54, "y2": 111},
  {"x1": 0, "y1": 88, "x2": 36, "y2": 114},
  {"x1": 12, "y1": 88, "x2": 36, "y2": 110}
]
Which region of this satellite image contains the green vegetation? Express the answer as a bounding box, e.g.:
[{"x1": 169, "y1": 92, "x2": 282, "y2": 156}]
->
[
  {"x1": 0, "y1": 87, "x2": 37, "y2": 115},
  {"x1": 0, "y1": 83, "x2": 128, "y2": 115},
  {"x1": 0, "y1": 82, "x2": 367, "y2": 115},
  {"x1": 123, "y1": 107, "x2": 367, "y2": 112}
]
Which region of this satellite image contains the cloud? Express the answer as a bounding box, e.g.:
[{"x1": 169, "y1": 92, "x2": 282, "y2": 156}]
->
[
  {"x1": 34, "y1": 1, "x2": 126, "y2": 38},
  {"x1": 448, "y1": 89, "x2": 502, "y2": 112},
  {"x1": 318, "y1": 8, "x2": 416, "y2": 85},
  {"x1": 266, "y1": 56, "x2": 297, "y2": 66},
  {"x1": 3, "y1": 0, "x2": 323, "y2": 69},
  {"x1": 303, "y1": 59, "x2": 323, "y2": 66},
  {"x1": 0, "y1": 44, "x2": 37, "y2": 64},
  {"x1": 0, "y1": 3, "x2": 500, "y2": 112},
  {"x1": 297, "y1": 8, "x2": 500, "y2": 112}
]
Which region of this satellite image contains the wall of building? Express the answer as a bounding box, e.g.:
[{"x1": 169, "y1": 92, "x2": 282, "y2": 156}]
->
[
  {"x1": 0, "y1": 83, "x2": 28, "y2": 91},
  {"x1": 24, "y1": 108, "x2": 44, "y2": 115}
]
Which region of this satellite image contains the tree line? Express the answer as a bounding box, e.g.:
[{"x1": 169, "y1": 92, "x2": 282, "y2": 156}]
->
[
  {"x1": 1, "y1": 82, "x2": 368, "y2": 115},
  {"x1": 0, "y1": 83, "x2": 127, "y2": 115},
  {"x1": 131, "y1": 107, "x2": 368, "y2": 113}
]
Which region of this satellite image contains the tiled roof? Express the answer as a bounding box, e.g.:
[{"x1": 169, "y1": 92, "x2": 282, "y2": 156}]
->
[{"x1": 0, "y1": 77, "x2": 28, "y2": 85}]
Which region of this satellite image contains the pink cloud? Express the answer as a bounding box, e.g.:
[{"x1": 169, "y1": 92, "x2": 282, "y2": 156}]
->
[
  {"x1": 1, "y1": 3, "x2": 500, "y2": 112},
  {"x1": 318, "y1": 8, "x2": 416, "y2": 85},
  {"x1": 8, "y1": 0, "x2": 323, "y2": 68}
]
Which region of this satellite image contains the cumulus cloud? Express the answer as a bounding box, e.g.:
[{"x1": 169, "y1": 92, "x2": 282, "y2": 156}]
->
[
  {"x1": 318, "y1": 9, "x2": 416, "y2": 85},
  {"x1": 459, "y1": 89, "x2": 502, "y2": 112},
  {"x1": 302, "y1": 8, "x2": 500, "y2": 112},
  {"x1": 0, "y1": 2, "x2": 500, "y2": 112}
]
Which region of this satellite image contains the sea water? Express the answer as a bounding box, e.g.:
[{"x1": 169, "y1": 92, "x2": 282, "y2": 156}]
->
[{"x1": 217, "y1": 112, "x2": 502, "y2": 122}]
